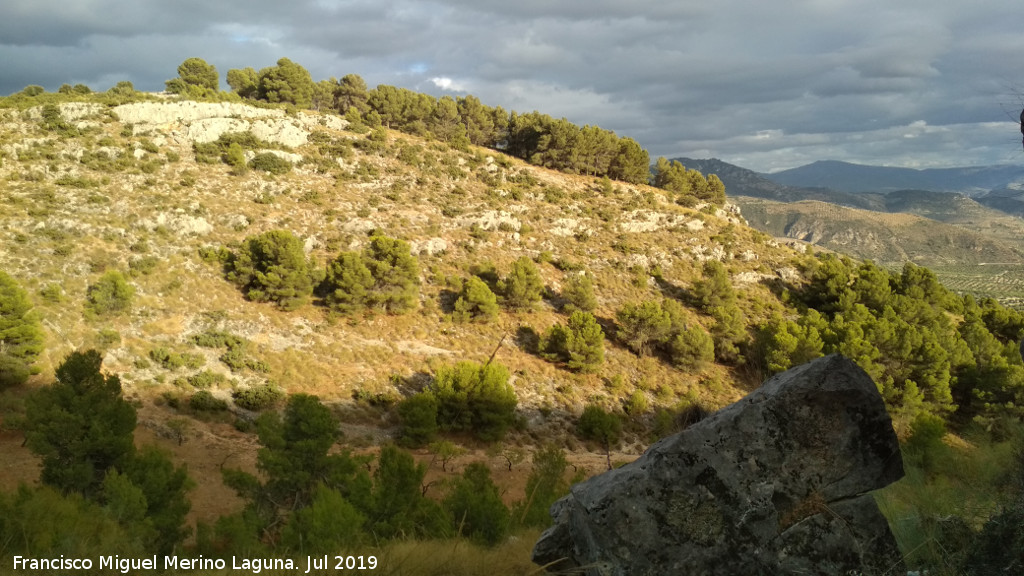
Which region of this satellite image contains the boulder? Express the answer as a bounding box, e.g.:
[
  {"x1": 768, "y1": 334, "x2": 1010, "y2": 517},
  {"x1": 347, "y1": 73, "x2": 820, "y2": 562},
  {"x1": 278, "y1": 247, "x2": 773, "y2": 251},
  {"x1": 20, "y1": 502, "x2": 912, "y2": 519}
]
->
[{"x1": 533, "y1": 354, "x2": 905, "y2": 575}]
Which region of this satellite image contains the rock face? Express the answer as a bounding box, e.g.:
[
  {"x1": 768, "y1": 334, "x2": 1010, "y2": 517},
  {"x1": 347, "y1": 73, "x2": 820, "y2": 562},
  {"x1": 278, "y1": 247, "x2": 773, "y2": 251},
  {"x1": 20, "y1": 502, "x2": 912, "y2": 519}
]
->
[{"x1": 533, "y1": 354, "x2": 905, "y2": 575}]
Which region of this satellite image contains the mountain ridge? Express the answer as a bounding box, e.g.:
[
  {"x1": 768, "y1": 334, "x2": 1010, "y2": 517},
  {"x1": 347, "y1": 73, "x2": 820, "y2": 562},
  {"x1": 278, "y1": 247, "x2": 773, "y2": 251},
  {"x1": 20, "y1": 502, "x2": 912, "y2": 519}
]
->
[{"x1": 763, "y1": 159, "x2": 1024, "y2": 196}]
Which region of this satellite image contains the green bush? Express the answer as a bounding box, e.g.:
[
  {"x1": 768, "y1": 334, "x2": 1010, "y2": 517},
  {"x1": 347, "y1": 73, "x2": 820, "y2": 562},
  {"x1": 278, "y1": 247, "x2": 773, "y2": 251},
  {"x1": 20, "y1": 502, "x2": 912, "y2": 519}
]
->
[
  {"x1": 219, "y1": 346, "x2": 269, "y2": 373},
  {"x1": 85, "y1": 271, "x2": 134, "y2": 317},
  {"x1": 453, "y1": 276, "x2": 499, "y2": 323},
  {"x1": 429, "y1": 361, "x2": 517, "y2": 442},
  {"x1": 149, "y1": 347, "x2": 204, "y2": 370},
  {"x1": 249, "y1": 152, "x2": 293, "y2": 174},
  {"x1": 232, "y1": 383, "x2": 284, "y2": 411},
  {"x1": 191, "y1": 330, "x2": 246, "y2": 350},
  {"x1": 179, "y1": 370, "x2": 228, "y2": 389},
  {"x1": 190, "y1": 390, "x2": 229, "y2": 412}
]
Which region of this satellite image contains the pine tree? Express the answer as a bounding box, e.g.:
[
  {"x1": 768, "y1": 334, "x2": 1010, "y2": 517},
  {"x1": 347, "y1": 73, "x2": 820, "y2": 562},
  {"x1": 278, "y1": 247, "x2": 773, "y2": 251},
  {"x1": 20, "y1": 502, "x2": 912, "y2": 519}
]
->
[
  {"x1": 616, "y1": 300, "x2": 671, "y2": 357},
  {"x1": 322, "y1": 252, "x2": 374, "y2": 314},
  {"x1": 257, "y1": 58, "x2": 315, "y2": 108},
  {"x1": 396, "y1": 393, "x2": 439, "y2": 448},
  {"x1": 443, "y1": 463, "x2": 509, "y2": 545},
  {"x1": 564, "y1": 311, "x2": 605, "y2": 373},
  {"x1": 429, "y1": 361, "x2": 517, "y2": 442},
  {"x1": 174, "y1": 57, "x2": 218, "y2": 92},
  {"x1": 227, "y1": 67, "x2": 259, "y2": 99},
  {"x1": 578, "y1": 405, "x2": 622, "y2": 470},
  {"x1": 691, "y1": 260, "x2": 734, "y2": 312},
  {"x1": 0, "y1": 271, "x2": 44, "y2": 388},
  {"x1": 335, "y1": 74, "x2": 369, "y2": 113},
  {"x1": 561, "y1": 273, "x2": 597, "y2": 314},
  {"x1": 500, "y1": 256, "x2": 544, "y2": 310},
  {"x1": 229, "y1": 230, "x2": 318, "y2": 310},
  {"x1": 362, "y1": 235, "x2": 420, "y2": 314},
  {"x1": 453, "y1": 276, "x2": 499, "y2": 323},
  {"x1": 24, "y1": 350, "x2": 137, "y2": 497}
]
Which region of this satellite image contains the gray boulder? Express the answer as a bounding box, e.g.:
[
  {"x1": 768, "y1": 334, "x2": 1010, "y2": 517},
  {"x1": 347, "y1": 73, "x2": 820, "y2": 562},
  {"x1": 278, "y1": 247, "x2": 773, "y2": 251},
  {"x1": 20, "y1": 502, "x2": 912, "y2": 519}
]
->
[{"x1": 533, "y1": 354, "x2": 905, "y2": 575}]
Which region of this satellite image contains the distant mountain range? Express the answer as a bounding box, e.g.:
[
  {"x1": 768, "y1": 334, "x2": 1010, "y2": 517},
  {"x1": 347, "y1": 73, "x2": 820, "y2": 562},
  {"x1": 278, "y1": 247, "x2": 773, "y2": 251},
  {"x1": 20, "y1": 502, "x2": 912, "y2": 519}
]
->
[
  {"x1": 673, "y1": 157, "x2": 1024, "y2": 274},
  {"x1": 763, "y1": 159, "x2": 1024, "y2": 197},
  {"x1": 674, "y1": 157, "x2": 1024, "y2": 218}
]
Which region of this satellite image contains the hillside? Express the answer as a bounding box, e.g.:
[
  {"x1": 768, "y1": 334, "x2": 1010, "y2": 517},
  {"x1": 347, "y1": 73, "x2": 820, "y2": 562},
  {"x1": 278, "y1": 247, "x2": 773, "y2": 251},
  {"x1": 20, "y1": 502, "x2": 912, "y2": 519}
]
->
[{"x1": 0, "y1": 97, "x2": 805, "y2": 457}]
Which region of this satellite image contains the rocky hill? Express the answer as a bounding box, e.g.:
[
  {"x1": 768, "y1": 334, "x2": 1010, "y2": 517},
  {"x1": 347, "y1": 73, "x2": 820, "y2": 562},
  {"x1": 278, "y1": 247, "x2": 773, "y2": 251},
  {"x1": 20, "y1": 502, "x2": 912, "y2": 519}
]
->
[{"x1": 0, "y1": 97, "x2": 808, "y2": 450}]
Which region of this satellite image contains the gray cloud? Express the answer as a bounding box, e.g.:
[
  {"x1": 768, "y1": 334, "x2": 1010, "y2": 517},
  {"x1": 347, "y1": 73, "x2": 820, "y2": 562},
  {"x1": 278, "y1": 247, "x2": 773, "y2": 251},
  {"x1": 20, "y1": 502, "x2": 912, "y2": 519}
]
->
[{"x1": 2, "y1": 0, "x2": 1024, "y2": 171}]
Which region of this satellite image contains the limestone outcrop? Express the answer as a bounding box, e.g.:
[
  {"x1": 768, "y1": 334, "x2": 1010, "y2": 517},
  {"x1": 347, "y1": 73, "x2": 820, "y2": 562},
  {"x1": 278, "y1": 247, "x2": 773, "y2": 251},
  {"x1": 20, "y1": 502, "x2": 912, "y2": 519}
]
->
[
  {"x1": 533, "y1": 354, "x2": 905, "y2": 575},
  {"x1": 108, "y1": 101, "x2": 339, "y2": 148}
]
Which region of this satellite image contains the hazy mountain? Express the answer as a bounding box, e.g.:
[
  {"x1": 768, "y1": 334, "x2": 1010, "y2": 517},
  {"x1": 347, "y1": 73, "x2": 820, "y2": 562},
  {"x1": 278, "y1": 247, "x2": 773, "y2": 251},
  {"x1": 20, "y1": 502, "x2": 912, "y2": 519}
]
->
[
  {"x1": 672, "y1": 157, "x2": 886, "y2": 210},
  {"x1": 763, "y1": 160, "x2": 1024, "y2": 196}
]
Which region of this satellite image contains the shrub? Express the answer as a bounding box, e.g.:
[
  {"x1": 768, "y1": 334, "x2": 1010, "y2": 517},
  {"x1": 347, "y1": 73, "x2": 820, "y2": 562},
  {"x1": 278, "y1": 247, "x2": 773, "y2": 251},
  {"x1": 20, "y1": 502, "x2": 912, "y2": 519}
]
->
[
  {"x1": 85, "y1": 271, "x2": 134, "y2": 317},
  {"x1": 149, "y1": 348, "x2": 204, "y2": 370},
  {"x1": 229, "y1": 230, "x2": 318, "y2": 310},
  {"x1": 429, "y1": 361, "x2": 517, "y2": 442},
  {"x1": 179, "y1": 370, "x2": 228, "y2": 389},
  {"x1": 248, "y1": 152, "x2": 292, "y2": 175},
  {"x1": 191, "y1": 330, "x2": 246, "y2": 350},
  {"x1": 224, "y1": 143, "x2": 248, "y2": 175},
  {"x1": 232, "y1": 383, "x2": 284, "y2": 411},
  {"x1": 189, "y1": 390, "x2": 228, "y2": 412}
]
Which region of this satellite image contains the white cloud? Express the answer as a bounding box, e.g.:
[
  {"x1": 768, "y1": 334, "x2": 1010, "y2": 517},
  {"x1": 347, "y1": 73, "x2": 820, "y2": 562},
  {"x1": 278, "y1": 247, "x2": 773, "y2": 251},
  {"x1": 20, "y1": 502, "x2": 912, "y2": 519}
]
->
[{"x1": 430, "y1": 76, "x2": 466, "y2": 92}]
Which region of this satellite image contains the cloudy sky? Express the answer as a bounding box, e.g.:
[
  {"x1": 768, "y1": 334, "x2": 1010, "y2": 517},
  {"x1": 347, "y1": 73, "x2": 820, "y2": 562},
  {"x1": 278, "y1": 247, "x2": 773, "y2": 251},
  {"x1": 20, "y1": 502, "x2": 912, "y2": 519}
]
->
[{"x1": 3, "y1": 0, "x2": 1024, "y2": 172}]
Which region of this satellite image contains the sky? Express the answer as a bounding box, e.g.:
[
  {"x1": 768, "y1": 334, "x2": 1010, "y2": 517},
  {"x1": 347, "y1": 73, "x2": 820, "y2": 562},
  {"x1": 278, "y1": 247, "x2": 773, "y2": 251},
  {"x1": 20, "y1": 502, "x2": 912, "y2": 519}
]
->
[{"x1": 3, "y1": 0, "x2": 1024, "y2": 172}]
